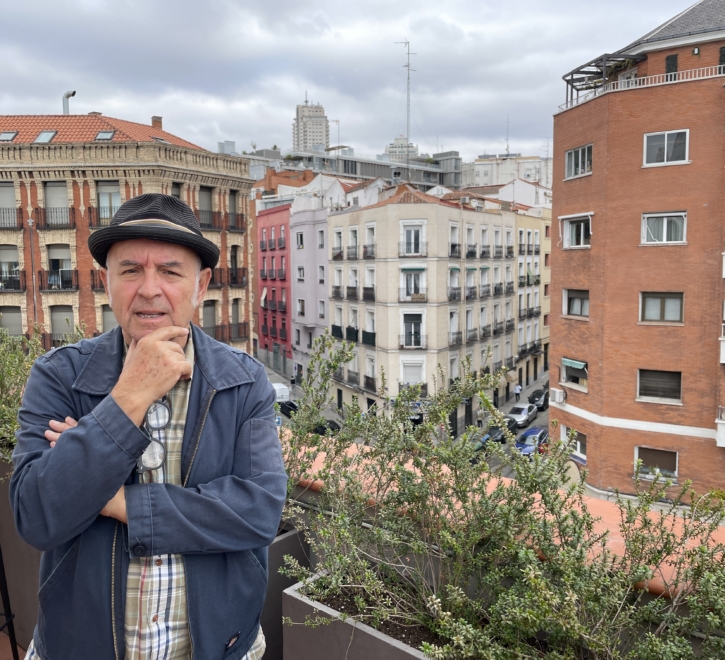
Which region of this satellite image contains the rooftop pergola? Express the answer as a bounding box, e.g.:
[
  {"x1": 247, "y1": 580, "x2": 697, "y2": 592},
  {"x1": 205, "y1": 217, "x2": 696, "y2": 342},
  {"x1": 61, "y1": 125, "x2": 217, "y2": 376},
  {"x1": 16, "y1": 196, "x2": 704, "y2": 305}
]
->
[{"x1": 562, "y1": 52, "x2": 645, "y2": 105}]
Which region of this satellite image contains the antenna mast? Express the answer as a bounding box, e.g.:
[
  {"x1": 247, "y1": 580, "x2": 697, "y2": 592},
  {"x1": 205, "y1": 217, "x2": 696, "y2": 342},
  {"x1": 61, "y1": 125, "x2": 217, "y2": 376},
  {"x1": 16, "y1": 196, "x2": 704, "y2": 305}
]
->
[{"x1": 395, "y1": 39, "x2": 416, "y2": 180}]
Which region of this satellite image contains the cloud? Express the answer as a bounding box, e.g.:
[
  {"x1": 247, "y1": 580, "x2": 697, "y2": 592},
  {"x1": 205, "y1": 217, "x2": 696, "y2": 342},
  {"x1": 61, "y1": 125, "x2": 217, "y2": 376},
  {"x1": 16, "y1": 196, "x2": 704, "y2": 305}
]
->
[{"x1": 1, "y1": 0, "x2": 690, "y2": 160}]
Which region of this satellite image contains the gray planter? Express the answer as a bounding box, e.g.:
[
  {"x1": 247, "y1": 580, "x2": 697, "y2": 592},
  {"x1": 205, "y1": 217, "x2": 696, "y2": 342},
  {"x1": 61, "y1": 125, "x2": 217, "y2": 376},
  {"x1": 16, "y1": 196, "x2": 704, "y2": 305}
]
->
[
  {"x1": 0, "y1": 461, "x2": 41, "y2": 649},
  {"x1": 262, "y1": 527, "x2": 310, "y2": 660},
  {"x1": 282, "y1": 580, "x2": 427, "y2": 660}
]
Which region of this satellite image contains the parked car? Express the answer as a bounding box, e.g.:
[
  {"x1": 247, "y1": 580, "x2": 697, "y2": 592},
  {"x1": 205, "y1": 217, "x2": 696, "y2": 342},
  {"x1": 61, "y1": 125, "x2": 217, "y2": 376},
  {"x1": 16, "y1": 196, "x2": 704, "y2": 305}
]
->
[
  {"x1": 487, "y1": 415, "x2": 518, "y2": 444},
  {"x1": 515, "y1": 427, "x2": 549, "y2": 458},
  {"x1": 528, "y1": 389, "x2": 549, "y2": 411},
  {"x1": 272, "y1": 382, "x2": 290, "y2": 403},
  {"x1": 508, "y1": 403, "x2": 538, "y2": 428},
  {"x1": 279, "y1": 399, "x2": 299, "y2": 418},
  {"x1": 314, "y1": 420, "x2": 341, "y2": 436}
]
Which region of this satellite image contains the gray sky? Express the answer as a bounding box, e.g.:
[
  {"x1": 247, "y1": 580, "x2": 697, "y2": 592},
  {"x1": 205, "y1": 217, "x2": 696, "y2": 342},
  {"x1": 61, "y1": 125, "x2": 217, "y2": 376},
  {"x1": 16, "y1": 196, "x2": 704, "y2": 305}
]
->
[{"x1": 2, "y1": 0, "x2": 690, "y2": 161}]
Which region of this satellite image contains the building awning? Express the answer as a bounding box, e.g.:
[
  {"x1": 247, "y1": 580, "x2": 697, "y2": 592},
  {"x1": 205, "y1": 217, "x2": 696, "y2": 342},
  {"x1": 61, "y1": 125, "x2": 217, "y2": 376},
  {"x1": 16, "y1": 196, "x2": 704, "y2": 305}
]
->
[
  {"x1": 449, "y1": 266, "x2": 460, "y2": 271},
  {"x1": 562, "y1": 357, "x2": 587, "y2": 370},
  {"x1": 480, "y1": 266, "x2": 489, "y2": 270},
  {"x1": 261, "y1": 287, "x2": 268, "y2": 304},
  {"x1": 400, "y1": 266, "x2": 426, "y2": 272}
]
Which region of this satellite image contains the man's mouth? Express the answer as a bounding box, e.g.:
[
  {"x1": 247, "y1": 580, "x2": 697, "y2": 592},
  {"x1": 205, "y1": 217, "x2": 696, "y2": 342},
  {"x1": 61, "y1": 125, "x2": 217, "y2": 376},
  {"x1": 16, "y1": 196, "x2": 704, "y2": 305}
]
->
[{"x1": 135, "y1": 312, "x2": 166, "y2": 319}]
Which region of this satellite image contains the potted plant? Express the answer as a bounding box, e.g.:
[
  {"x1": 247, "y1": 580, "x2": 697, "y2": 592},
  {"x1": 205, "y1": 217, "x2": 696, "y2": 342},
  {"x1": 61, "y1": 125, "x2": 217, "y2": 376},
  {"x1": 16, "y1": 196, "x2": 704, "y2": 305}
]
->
[{"x1": 279, "y1": 344, "x2": 725, "y2": 659}]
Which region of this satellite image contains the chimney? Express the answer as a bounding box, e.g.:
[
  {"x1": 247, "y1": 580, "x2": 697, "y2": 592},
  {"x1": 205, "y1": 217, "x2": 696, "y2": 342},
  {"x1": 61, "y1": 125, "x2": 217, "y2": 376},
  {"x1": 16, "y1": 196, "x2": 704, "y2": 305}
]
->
[
  {"x1": 88, "y1": 111, "x2": 102, "y2": 116},
  {"x1": 151, "y1": 116, "x2": 163, "y2": 130}
]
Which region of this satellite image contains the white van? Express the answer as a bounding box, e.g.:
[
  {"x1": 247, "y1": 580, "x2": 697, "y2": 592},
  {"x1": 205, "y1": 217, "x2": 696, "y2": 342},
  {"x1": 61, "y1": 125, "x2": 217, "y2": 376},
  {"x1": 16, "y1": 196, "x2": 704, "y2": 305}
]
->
[{"x1": 272, "y1": 383, "x2": 290, "y2": 403}]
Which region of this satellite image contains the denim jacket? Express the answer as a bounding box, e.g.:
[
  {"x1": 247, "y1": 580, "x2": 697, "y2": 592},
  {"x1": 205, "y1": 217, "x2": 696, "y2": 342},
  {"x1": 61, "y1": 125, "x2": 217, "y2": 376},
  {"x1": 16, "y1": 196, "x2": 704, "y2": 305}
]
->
[{"x1": 10, "y1": 326, "x2": 287, "y2": 660}]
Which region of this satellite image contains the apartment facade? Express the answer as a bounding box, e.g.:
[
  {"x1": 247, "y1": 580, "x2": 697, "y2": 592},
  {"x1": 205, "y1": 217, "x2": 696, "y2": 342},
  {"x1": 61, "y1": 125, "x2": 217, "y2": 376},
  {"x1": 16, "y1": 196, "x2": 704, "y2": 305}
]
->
[
  {"x1": 462, "y1": 153, "x2": 553, "y2": 188},
  {"x1": 0, "y1": 113, "x2": 252, "y2": 348},
  {"x1": 551, "y1": 0, "x2": 725, "y2": 494},
  {"x1": 292, "y1": 98, "x2": 330, "y2": 152},
  {"x1": 327, "y1": 185, "x2": 518, "y2": 431}
]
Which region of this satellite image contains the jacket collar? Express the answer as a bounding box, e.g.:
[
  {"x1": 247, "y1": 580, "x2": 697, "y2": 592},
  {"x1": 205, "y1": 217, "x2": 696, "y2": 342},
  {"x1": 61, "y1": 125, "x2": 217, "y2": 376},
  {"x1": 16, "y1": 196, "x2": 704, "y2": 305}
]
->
[{"x1": 72, "y1": 325, "x2": 255, "y2": 395}]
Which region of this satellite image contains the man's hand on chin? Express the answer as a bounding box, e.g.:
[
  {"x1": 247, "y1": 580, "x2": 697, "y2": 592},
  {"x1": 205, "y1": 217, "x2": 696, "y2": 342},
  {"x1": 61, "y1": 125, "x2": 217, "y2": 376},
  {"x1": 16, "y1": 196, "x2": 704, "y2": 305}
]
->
[{"x1": 100, "y1": 486, "x2": 127, "y2": 524}]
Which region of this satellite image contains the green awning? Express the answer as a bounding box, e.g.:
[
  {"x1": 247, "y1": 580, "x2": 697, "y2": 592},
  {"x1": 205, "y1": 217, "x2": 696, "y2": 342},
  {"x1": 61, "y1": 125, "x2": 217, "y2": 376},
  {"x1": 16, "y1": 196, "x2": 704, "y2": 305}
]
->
[
  {"x1": 562, "y1": 357, "x2": 587, "y2": 370},
  {"x1": 449, "y1": 266, "x2": 460, "y2": 271},
  {"x1": 401, "y1": 267, "x2": 426, "y2": 272}
]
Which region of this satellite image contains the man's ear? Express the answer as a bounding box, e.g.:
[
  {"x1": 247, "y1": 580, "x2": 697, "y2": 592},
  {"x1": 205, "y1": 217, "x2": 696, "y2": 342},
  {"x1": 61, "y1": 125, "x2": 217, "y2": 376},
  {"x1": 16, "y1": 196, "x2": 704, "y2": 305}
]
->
[{"x1": 196, "y1": 268, "x2": 212, "y2": 306}]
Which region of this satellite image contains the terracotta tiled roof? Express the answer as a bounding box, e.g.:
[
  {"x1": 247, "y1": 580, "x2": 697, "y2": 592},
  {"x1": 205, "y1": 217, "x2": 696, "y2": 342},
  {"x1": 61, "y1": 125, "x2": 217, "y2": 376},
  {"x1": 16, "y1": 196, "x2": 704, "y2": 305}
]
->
[
  {"x1": 0, "y1": 114, "x2": 205, "y2": 150},
  {"x1": 364, "y1": 184, "x2": 460, "y2": 210}
]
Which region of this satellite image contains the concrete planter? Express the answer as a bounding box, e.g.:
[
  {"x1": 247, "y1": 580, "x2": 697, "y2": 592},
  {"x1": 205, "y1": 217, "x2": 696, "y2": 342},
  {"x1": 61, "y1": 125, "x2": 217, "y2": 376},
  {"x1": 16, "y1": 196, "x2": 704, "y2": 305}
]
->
[
  {"x1": 0, "y1": 461, "x2": 41, "y2": 649},
  {"x1": 282, "y1": 579, "x2": 427, "y2": 660},
  {"x1": 262, "y1": 527, "x2": 310, "y2": 660}
]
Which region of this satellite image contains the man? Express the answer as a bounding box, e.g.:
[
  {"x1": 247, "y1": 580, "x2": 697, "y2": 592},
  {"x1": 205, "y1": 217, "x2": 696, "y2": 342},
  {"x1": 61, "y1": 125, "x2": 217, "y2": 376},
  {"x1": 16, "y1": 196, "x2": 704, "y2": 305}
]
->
[
  {"x1": 10, "y1": 194, "x2": 287, "y2": 659},
  {"x1": 514, "y1": 383, "x2": 522, "y2": 402}
]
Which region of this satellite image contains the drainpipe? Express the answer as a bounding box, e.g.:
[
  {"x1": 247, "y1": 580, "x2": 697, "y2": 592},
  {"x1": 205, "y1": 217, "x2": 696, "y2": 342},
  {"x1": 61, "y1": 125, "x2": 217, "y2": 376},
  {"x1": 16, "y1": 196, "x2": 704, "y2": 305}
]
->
[
  {"x1": 27, "y1": 217, "x2": 38, "y2": 326},
  {"x1": 62, "y1": 91, "x2": 76, "y2": 115}
]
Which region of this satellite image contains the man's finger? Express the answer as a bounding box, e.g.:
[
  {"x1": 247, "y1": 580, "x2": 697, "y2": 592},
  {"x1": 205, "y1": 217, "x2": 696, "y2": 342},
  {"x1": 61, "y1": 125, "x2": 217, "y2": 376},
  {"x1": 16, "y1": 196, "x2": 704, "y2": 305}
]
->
[
  {"x1": 141, "y1": 325, "x2": 190, "y2": 343},
  {"x1": 44, "y1": 429, "x2": 61, "y2": 444}
]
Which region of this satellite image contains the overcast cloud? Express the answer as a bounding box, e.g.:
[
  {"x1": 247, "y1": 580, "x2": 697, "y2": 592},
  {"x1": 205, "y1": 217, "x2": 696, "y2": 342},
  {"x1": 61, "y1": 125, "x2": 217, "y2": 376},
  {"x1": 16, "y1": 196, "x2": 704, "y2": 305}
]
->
[{"x1": 1, "y1": 0, "x2": 689, "y2": 161}]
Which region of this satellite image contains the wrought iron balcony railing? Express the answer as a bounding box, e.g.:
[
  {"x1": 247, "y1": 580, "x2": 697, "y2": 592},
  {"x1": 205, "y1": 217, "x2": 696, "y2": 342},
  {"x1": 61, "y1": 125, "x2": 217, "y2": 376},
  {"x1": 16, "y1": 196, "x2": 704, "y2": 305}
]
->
[
  {"x1": 479, "y1": 284, "x2": 490, "y2": 298},
  {"x1": 363, "y1": 244, "x2": 376, "y2": 259},
  {"x1": 346, "y1": 245, "x2": 358, "y2": 260},
  {"x1": 449, "y1": 243, "x2": 461, "y2": 258},
  {"x1": 480, "y1": 245, "x2": 491, "y2": 259},
  {"x1": 346, "y1": 286, "x2": 358, "y2": 300},
  {"x1": 0, "y1": 208, "x2": 23, "y2": 229},
  {"x1": 448, "y1": 287, "x2": 461, "y2": 302},
  {"x1": 399, "y1": 288, "x2": 427, "y2": 302},
  {"x1": 0, "y1": 271, "x2": 25, "y2": 291},
  {"x1": 331, "y1": 324, "x2": 343, "y2": 339},
  {"x1": 449, "y1": 331, "x2": 462, "y2": 346},
  {"x1": 362, "y1": 330, "x2": 376, "y2": 346},
  {"x1": 399, "y1": 334, "x2": 427, "y2": 349},
  {"x1": 34, "y1": 207, "x2": 76, "y2": 229},
  {"x1": 229, "y1": 267, "x2": 248, "y2": 288},
  {"x1": 227, "y1": 212, "x2": 246, "y2": 232},
  {"x1": 331, "y1": 286, "x2": 343, "y2": 300},
  {"x1": 398, "y1": 242, "x2": 427, "y2": 257},
  {"x1": 39, "y1": 269, "x2": 78, "y2": 291},
  {"x1": 363, "y1": 286, "x2": 375, "y2": 301},
  {"x1": 345, "y1": 326, "x2": 359, "y2": 342},
  {"x1": 466, "y1": 244, "x2": 477, "y2": 258}
]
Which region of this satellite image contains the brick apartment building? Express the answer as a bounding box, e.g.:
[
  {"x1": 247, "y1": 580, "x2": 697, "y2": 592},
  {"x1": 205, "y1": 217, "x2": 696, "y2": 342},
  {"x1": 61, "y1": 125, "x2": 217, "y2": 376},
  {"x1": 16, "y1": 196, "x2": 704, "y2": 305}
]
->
[
  {"x1": 550, "y1": 0, "x2": 725, "y2": 494},
  {"x1": 0, "y1": 113, "x2": 252, "y2": 349}
]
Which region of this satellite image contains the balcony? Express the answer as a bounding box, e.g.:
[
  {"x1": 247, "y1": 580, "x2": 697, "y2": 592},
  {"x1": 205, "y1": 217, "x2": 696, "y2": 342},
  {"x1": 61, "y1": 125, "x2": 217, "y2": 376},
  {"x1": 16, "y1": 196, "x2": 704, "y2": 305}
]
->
[
  {"x1": 345, "y1": 326, "x2": 359, "y2": 343},
  {"x1": 332, "y1": 247, "x2": 343, "y2": 261},
  {"x1": 533, "y1": 306, "x2": 541, "y2": 317},
  {"x1": 527, "y1": 308, "x2": 535, "y2": 318},
  {"x1": 467, "y1": 328, "x2": 478, "y2": 342},
  {"x1": 87, "y1": 206, "x2": 119, "y2": 228},
  {"x1": 38, "y1": 269, "x2": 78, "y2": 291},
  {"x1": 493, "y1": 360, "x2": 502, "y2": 371},
  {"x1": 347, "y1": 370, "x2": 359, "y2": 386},
  {"x1": 363, "y1": 286, "x2": 375, "y2": 301},
  {"x1": 346, "y1": 286, "x2": 359, "y2": 300},
  {"x1": 34, "y1": 207, "x2": 76, "y2": 229},
  {"x1": 480, "y1": 324, "x2": 491, "y2": 339},
  {"x1": 196, "y1": 210, "x2": 222, "y2": 231},
  {"x1": 505, "y1": 356, "x2": 516, "y2": 369},
  {"x1": 399, "y1": 242, "x2": 428, "y2": 257},
  {"x1": 363, "y1": 244, "x2": 376, "y2": 259},
  {"x1": 89, "y1": 270, "x2": 105, "y2": 292},
  {"x1": 261, "y1": 324, "x2": 269, "y2": 336},
  {"x1": 362, "y1": 330, "x2": 376, "y2": 346},
  {"x1": 518, "y1": 308, "x2": 528, "y2": 320},
  {"x1": 480, "y1": 245, "x2": 491, "y2": 259},
  {"x1": 270, "y1": 326, "x2": 278, "y2": 338},
  {"x1": 258, "y1": 269, "x2": 267, "y2": 281},
  {"x1": 268, "y1": 300, "x2": 277, "y2": 311},
  {"x1": 333, "y1": 367, "x2": 344, "y2": 382},
  {"x1": 331, "y1": 324, "x2": 343, "y2": 339},
  {"x1": 280, "y1": 327, "x2": 289, "y2": 341},
  {"x1": 400, "y1": 382, "x2": 428, "y2": 398},
  {"x1": 505, "y1": 281, "x2": 514, "y2": 295},
  {"x1": 518, "y1": 243, "x2": 526, "y2": 256},
  {"x1": 230, "y1": 321, "x2": 249, "y2": 342},
  {"x1": 260, "y1": 240, "x2": 267, "y2": 251},
  {"x1": 268, "y1": 269, "x2": 277, "y2": 280},
  {"x1": 0, "y1": 208, "x2": 23, "y2": 230},
  {"x1": 534, "y1": 244, "x2": 540, "y2": 255},
  {"x1": 527, "y1": 243, "x2": 533, "y2": 255},
  {"x1": 479, "y1": 284, "x2": 491, "y2": 299},
  {"x1": 465, "y1": 286, "x2": 477, "y2": 301},
  {"x1": 399, "y1": 288, "x2": 427, "y2": 303},
  {"x1": 506, "y1": 245, "x2": 515, "y2": 259},
  {"x1": 528, "y1": 275, "x2": 541, "y2": 286},
  {"x1": 0, "y1": 271, "x2": 25, "y2": 291},
  {"x1": 466, "y1": 244, "x2": 477, "y2": 258},
  {"x1": 277, "y1": 269, "x2": 286, "y2": 280},
  {"x1": 448, "y1": 331, "x2": 462, "y2": 346},
  {"x1": 267, "y1": 237, "x2": 276, "y2": 250},
  {"x1": 347, "y1": 245, "x2": 358, "y2": 260},
  {"x1": 494, "y1": 246, "x2": 503, "y2": 259},
  {"x1": 531, "y1": 339, "x2": 542, "y2": 353},
  {"x1": 277, "y1": 237, "x2": 286, "y2": 249},
  {"x1": 364, "y1": 375, "x2": 376, "y2": 391},
  {"x1": 505, "y1": 318, "x2": 515, "y2": 333},
  {"x1": 449, "y1": 243, "x2": 461, "y2": 258},
  {"x1": 278, "y1": 301, "x2": 287, "y2": 313},
  {"x1": 331, "y1": 286, "x2": 343, "y2": 300},
  {"x1": 518, "y1": 275, "x2": 526, "y2": 287},
  {"x1": 519, "y1": 344, "x2": 529, "y2": 357},
  {"x1": 208, "y1": 268, "x2": 225, "y2": 288},
  {"x1": 447, "y1": 287, "x2": 461, "y2": 302},
  {"x1": 400, "y1": 333, "x2": 427, "y2": 349},
  {"x1": 493, "y1": 283, "x2": 503, "y2": 297},
  {"x1": 229, "y1": 267, "x2": 248, "y2": 288},
  {"x1": 227, "y1": 212, "x2": 245, "y2": 233},
  {"x1": 492, "y1": 321, "x2": 504, "y2": 336}
]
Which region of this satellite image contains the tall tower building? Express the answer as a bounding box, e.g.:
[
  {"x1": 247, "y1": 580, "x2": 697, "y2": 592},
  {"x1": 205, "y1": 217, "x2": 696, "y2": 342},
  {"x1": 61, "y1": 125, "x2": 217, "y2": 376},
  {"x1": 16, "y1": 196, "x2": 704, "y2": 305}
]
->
[{"x1": 292, "y1": 97, "x2": 330, "y2": 152}]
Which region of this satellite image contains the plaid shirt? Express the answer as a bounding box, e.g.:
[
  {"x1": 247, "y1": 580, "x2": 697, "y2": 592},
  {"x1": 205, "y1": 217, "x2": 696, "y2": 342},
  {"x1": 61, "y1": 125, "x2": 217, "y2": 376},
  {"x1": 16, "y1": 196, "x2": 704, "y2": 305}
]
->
[{"x1": 26, "y1": 335, "x2": 266, "y2": 660}]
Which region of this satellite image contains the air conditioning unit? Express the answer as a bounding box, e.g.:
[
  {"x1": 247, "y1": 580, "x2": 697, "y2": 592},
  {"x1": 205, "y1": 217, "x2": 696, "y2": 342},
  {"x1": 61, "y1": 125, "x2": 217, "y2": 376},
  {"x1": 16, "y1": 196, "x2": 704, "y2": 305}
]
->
[
  {"x1": 550, "y1": 388, "x2": 565, "y2": 404},
  {"x1": 460, "y1": 196, "x2": 470, "y2": 204}
]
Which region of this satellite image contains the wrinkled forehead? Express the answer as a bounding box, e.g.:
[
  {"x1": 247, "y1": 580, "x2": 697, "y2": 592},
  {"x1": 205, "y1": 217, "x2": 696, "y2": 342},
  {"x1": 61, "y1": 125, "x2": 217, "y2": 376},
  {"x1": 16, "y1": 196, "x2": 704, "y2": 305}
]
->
[{"x1": 106, "y1": 238, "x2": 201, "y2": 270}]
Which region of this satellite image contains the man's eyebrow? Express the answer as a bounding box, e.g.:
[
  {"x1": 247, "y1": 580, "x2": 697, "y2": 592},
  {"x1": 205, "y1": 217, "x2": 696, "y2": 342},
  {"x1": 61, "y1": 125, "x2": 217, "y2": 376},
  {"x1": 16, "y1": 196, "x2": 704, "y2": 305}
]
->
[
  {"x1": 116, "y1": 260, "x2": 186, "y2": 268},
  {"x1": 118, "y1": 260, "x2": 142, "y2": 267}
]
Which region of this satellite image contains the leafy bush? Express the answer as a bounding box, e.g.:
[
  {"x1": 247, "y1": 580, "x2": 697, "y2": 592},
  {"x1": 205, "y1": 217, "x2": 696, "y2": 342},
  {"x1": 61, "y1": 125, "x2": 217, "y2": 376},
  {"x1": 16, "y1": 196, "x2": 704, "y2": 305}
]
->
[{"x1": 281, "y1": 334, "x2": 725, "y2": 658}]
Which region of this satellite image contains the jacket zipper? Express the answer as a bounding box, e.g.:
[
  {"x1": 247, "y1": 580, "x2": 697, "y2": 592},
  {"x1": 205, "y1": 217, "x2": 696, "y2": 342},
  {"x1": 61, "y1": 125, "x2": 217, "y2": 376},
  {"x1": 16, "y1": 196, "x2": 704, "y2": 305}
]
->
[
  {"x1": 111, "y1": 522, "x2": 120, "y2": 660},
  {"x1": 182, "y1": 388, "x2": 216, "y2": 657}
]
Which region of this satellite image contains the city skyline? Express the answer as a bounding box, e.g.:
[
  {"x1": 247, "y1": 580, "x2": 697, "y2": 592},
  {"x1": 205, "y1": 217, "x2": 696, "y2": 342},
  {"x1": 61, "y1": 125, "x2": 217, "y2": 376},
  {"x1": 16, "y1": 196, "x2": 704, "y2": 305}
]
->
[{"x1": 1, "y1": 0, "x2": 689, "y2": 161}]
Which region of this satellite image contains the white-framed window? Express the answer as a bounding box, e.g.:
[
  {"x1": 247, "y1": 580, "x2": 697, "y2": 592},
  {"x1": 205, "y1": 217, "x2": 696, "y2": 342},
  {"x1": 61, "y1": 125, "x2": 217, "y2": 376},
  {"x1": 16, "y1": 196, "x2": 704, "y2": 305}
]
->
[
  {"x1": 334, "y1": 268, "x2": 342, "y2": 286},
  {"x1": 365, "y1": 309, "x2": 375, "y2": 332},
  {"x1": 563, "y1": 289, "x2": 589, "y2": 317},
  {"x1": 641, "y1": 212, "x2": 686, "y2": 244},
  {"x1": 402, "y1": 225, "x2": 423, "y2": 254},
  {"x1": 635, "y1": 447, "x2": 677, "y2": 479},
  {"x1": 561, "y1": 358, "x2": 588, "y2": 392},
  {"x1": 297, "y1": 266, "x2": 305, "y2": 281},
  {"x1": 349, "y1": 307, "x2": 359, "y2": 328},
  {"x1": 270, "y1": 226, "x2": 275, "y2": 241},
  {"x1": 335, "y1": 306, "x2": 343, "y2": 325},
  {"x1": 565, "y1": 144, "x2": 593, "y2": 179},
  {"x1": 640, "y1": 292, "x2": 683, "y2": 323},
  {"x1": 296, "y1": 232, "x2": 304, "y2": 248},
  {"x1": 297, "y1": 299, "x2": 306, "y2": 316},
  {"x1": 644, "y1": 129, "x2": 688, "y2": 166},
  {"x1": 318, "y1": 229, "x2": 325, "y2": 248},
  {"x1": 637, "y1": 369, "x2": 681, "y2": 403},
  {"x1": 318, "y1": 300, "x2": 325, "y2": 318},
  {"x1": 562, "y1": 215, "x2": 591, "y2": 248},
  {"x1": 318, "y1": 265, "x2": 325, "y2": 283},
  {"x1": 561, "y1": 425, "x2": 587, "y2": 458},
  {"x1": 295, "y1": 329, "x2": 300, "y2": 345}
]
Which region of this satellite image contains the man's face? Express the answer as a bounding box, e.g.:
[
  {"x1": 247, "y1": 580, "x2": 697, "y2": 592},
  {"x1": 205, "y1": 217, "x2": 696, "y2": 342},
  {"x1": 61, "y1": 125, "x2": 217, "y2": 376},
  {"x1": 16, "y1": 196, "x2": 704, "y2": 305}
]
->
[{"x1": 100, "y1": 238, "x2": 211, "y2": 347}]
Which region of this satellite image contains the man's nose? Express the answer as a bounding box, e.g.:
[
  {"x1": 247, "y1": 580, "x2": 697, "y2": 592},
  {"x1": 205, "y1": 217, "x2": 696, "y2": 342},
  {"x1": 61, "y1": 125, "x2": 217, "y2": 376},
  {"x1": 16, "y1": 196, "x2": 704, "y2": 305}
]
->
[{"x1": 136, "y1": 271, "x2": 163, "y2": 298}]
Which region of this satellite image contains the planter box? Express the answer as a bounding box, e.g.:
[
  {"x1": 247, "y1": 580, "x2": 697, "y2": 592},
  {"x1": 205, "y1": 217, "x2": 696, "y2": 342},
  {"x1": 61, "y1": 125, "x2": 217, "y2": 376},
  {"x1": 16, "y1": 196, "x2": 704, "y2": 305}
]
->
[
  {"x1": 0, "y1": 461, "x2": 41, "y2": 649},
  {"x1": 283, "y1": 580, "x2": 426, "y2": 660},
  {"x1": 262, "y1": 527, "x2": 310, "y2": 660}
]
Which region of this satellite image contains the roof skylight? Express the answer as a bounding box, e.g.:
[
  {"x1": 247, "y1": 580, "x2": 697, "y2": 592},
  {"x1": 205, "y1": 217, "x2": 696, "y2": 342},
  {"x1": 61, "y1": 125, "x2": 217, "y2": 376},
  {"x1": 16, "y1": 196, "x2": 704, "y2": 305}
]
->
[
  {"x1": 0, "y1": 131, "x2": 18, "y2": 142},
  {"x1": 34, "y1": 131, "x2": 57, "y2": 144},
  {"x1": 95, "y1": 130, "x2": 115, "y2": 141}
]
